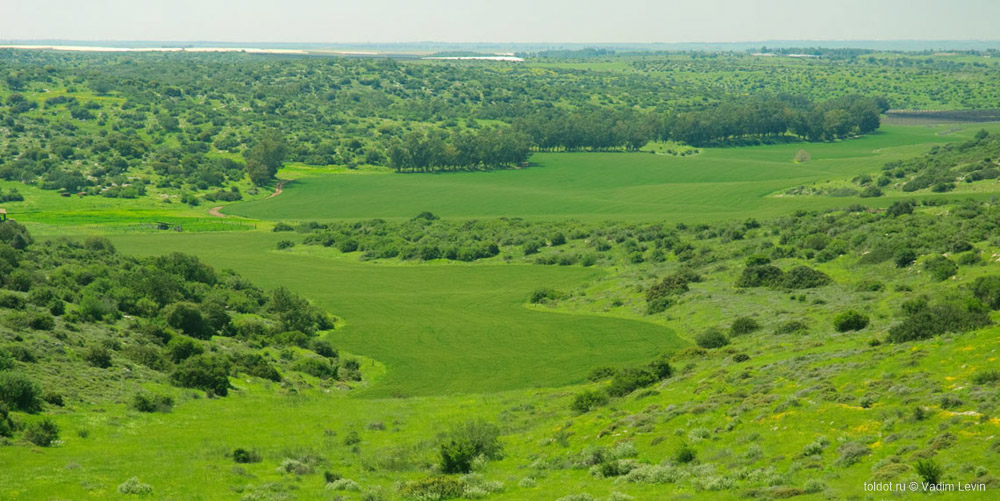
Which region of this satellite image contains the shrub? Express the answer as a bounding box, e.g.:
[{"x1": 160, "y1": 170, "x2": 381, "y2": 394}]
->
[
  {"x1": 277, "y1": 458, "x2": 314, "y2": 475},
  {"x1": 117, "y1": 477, "x2": 153, "y2": 495},
  {"x1": 775, "y1": 320, "x2": 809, "y2": 335},
  {"x1": 648, "y1": 355, "x2": 673, "y2": 379},
  {"x1": 310, "y1": 339, "x2": 338, "y2": 359},
  {"x1": 736, "y1": 265, "x2": 783, "y2": 287},
  {"x1": 292, "y1": 357, "x2": 337, "y2": 379},
  {"x1": 24, "y1": 417, "x2": 59, "y2": 446},
  {"x1": 924, "y1": 256, "x2": 957, "y2": 281},
  {"x1": 732, "y1": 353, "x2": 750, "y2": 363},
  {"x1": 729, "y1": 317, "x2": 760, "y2": 336},
  {"x1": 695, "y1": 328, "x2": 729, "y2": 349},
  {"x1": 439, "y1": 421, "x2": 503, "y2": 474},
  {"x1": 0, "y1": 403, "x2": 14, "y2": 437},
  {"x1": 233, "y1": 448, "x2": 262, "y2": 463},
  {"x1": 971, "y1": 276, "x2": 1000, "y2": 310},
  {"x1": 130, "y1": 392, "x2": 173, "y2": 413},
  {"x1": 272, "y1": 222, "x2": 294, "y2": 232},
  {"x1": 894, "y1": 249, "x2": 917, "y2": 268},
  {"x1": 586, "y1": 366, "x2": 617, "y2": 381},
  {"x1": 833, "y1": 310, "x2": 869, "y2": 332},
  {"x1": 326, "y1": 478, "x2": 360, "y2": 491},
  {"x1": 0, "y1": 371, "x2": 42, "y2": 412},
  {"x1": 399, "y1": 476, "x2": 464, "y2": 499},
  {"x1": 166, "y1": 335, "x2": 203, "y2": 363},
  {"x1": 164, "y1": 302, "x2": 209, "y2": 339},
  {"x1": 835, "y1": 442, "x2": 870, "y2": 467},
  {"x1": 276, "y1": 240, "x2": 294, "y2": 250},
  {"x1": 887, "y1": 302, "x2": 991, "y2": 343},
  {"x1": 83, "y1": 345, "x2": 112, "y2": 368},
  {"x1": 529, "y1": 288, "x2": 560, "y2": 304},
  {"x1": 915, "y1": 459, "x2": 942, "y2": 485},
  {"x1": 675, "y1": 443, "x2": 697, "y2": 464},
  {"x1": 571, "y1": 389, "x2": 609, "y2": 413},
  {"x1": 171, "y1": 354, "x2": 231, "y2": 396},
  {"x1": 607, "y1": 367, "x2": 658, "y2": 397},
  {"x1": 972, "y1": 370, "x2": 1000, "y2": 385},
  {"x1": 779, "y1": 266, "x2": 831, "y2": 289}
]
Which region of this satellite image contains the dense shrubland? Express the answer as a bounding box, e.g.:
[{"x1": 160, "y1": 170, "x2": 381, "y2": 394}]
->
[
  {"x1": 0, "y1": 221, "x2": 358, "y2": 447},
  {"x1": 2, "y1": 49, "x2": 991, "y2": 198}
]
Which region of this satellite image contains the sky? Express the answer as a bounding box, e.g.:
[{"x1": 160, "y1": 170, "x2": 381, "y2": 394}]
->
[{"x1": 2, "y1": 0, "x2": 999, "y2": 44}]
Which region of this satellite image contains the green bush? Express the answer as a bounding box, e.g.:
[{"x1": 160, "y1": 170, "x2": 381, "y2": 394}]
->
[
  {"x1": 971, "y1": 276, "x2": 1000, "y2": 310},
  {"x1": 607, "y1": 367, "x2": 658, "y2": 397},
  {"x1": 439, "y1": 421, "x2": 503, "y2": 474},
  {"x1": 130, "y1": 392, "x2": 173, "y2": 413},
  {"x1": 894, "y1": 249, "x2": 916, "y2": 268},
  {"x1": 83, "y1": 345, "x2": 112, "y2": 368},
  {"x1": 171, "y1": 354, "x2": 231, "y2": 396},
  {"x1": 694, "y1": 328, "x2": 729, "y2": 349},
  {"x1": 24, "y1": 417, "x2": 59, "y2": 446},
  {"x1": 571, "y1": 389, "x2": 609, "y2": 413},
  {"x1": 400, "y1": 476, "x2": 464, "y2": 500},
  {"x1": 923, "y1": 256, "x2": 957, "y2": 281},
  {"x1": 779, "y1": 266, "x2": 831, "y2": 289},
  {"x1": 0, "y1": 371, "x2": 42, "y2": 412},
  {"x1": 586, "y1": 366, "x2": 617, "y2": 381},
  {"x1": 775, "y1": 320, "x2": 810, "y2": 335},
  {"x1": 166, "y1": 336, "x2": 203, "y2": 363},
  {"x1": 729, "y1": 317, "x2": 761, "y2": 336},
  {"x1": 164, "y1": 302, "x2": 209, "y2": 339},
  {"x1": 0, "y1": 402, "x2": 15, "y2": 437},
  {"x1": 914, "y1": 459, "x2": 942, "y2": 485},
  {"x1": 833, "y1": 310, "x2": 870, "y2": 332},
  {"x1": 529, "y1": 288, "x2": 560, "y2": 304},
  {"x1": 117, "y1": 477, "x2": 153, "y2": 495},
  {"x1": 887, "y1": 302, "x2": 991, "y2": 343},
  {"x1": 233, "y1": 448, "x2": 262, "y2": 464},
  {"x1": 292, "y1": 357, "x2": 337, "y2": 380},
  {"x1": 675, "y1": 444, "x2": 697, "y2": 464},
  {"x1": 736, "y1": 265, "x2": 783, "y2": 288},
  {"x1": 276, "y1": 240, "x2": 295, "y2": 250}
]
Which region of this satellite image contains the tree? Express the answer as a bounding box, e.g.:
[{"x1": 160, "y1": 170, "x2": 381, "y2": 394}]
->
[
  {"x1": 244, "y1": 131, "x2": 287, "y2": 185},
  {"x1": 833, "y1": 310, "x2": 870, "y2": 332}
]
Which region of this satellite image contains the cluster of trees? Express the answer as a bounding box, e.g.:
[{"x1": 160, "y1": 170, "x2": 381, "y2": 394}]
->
[
  {"x1": 386, "y1": 128, "x2": 531, "y2": 173},
  {"x1": 0, "y1": 221, "x2": 354, "y2": 447},
  {"x1": 510, "y1": 95, "x2": 885, "y2": 151}
]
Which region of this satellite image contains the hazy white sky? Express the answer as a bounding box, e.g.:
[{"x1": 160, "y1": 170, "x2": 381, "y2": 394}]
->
[{"x1": 2, "y1": 0, "x2": 998, "y2": 44}]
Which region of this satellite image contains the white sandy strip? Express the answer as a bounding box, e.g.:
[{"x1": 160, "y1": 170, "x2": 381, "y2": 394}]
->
[
  {"x1": 0, "y1": 45, "x2": 307, "y2": 54},
  {"x1": 422, "y1": 56, "x2": 523, "y2": 62}
]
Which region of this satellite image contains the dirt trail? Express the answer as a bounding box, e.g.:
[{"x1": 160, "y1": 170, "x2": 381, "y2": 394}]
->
[
  {"x1": 208, "y1": 206, "x2": 225, "y2": 218},
  {"x1": 268, "y1": 180, "x2": 287, "y2": 199}
]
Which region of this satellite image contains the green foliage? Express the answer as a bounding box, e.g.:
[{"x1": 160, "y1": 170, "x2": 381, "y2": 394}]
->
[
  {"x1": 833, "y1": 310, "x2": 870, "y2": 332},
  {"x1": 971, "y1": 276, "x2": 1000, "y2": 310},
  {"x1": 887, "y1": 301, "x2": 991, "y2": 343},
  {"x1": 729, "y1": 317, "x2": 761, "y2": 336},
  {"x1": 83, "y1": 345, "x2": 113, "y2": 368},
  {"x1": 232, "y1": 448, "x2": 262, "y2": 464},
  {"x1": 130, "y1": 392, "x2": 174, "y2": 413},
  {"x1": 607, "y1": 367, "x2": 658, "y2": 397},
  {"x1": 695, "y1": 328, "x2": 730, "y2": 349},
  {"x1": 399, "y1": 476, "x2": 464, "y2": 500},
  {"x1": 736, "y1": 265, "x2": 784, "y2": 288},
  {"x1": 529, "y1": 288, "x2": 560, "y2": 304},
  {"x1": 116, "y1": 477, "x2": 153, "y2": 495},
  {"x1": 914, "y1": 460, "x2": 943, "y2": 485},
  {"x1": 24, "y1": 417, "x2": 59, "y2": 447},
  {"x1": 571, "y1": 389, "x2": 610, "y2": 413},
  {"x1": 923, "y1": 256, "x2": 958, "y2": 281},
  {"x1": 164, "y1": 302, "x2": 210, "y2": 339},
  {"x1": 439, "y1": 421, "x2": 503, "y2": 474},
  {"x1": 675, "y1": 443, "x2": 697, "y2": 464},
  {"x1": 0, "y1": 371, "x2": 42, "y2": 412},
  {"x1": 171, "y1": 354, "x2": 231, "y2": 396}
]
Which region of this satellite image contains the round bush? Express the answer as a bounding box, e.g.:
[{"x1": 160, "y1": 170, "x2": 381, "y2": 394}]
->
[
  {"x1": 0, "y1": 371, "x2": 42, "y2": 412},
  {"x1": 694, "y1": 328, "x2": 729, "y2": 349},
  {"x1": 729, "y1": 317, "x2": 761, "y2": 336},
  {"x1": 833, "y1": 310, "x2": 870, "y2": 332}
]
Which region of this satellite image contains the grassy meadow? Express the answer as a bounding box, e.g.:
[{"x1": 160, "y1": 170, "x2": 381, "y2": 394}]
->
[
  {"x1": 227, "y1": 124, "x2": 999, "y2": 223},
  {"x1": 5, "y1": 122, "x2": 1000, "y2": 501}
]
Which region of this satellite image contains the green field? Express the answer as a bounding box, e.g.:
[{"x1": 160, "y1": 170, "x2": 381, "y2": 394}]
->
[
  {"x1": 227, "y1": 125, "x2": 997, "y2": 223},
  {"x1": 110, "y1": 232, "x2": 685, "y2": 397}
]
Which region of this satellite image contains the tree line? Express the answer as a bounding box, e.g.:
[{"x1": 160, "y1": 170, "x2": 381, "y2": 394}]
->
[
  {"x1": 386, "y1": 128, "x2": 531, "y2": 173},
  {"x1": 509, "y1": 95, "x2": 887, "y2": 151}
]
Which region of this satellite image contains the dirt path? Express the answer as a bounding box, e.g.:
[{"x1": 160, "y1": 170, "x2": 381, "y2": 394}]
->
[
  {"x1": 208, "y1": 206, "x2": 225, "y2": 218},
  {"x1": 268, "y1": 180, "x2": 287, "y2": 199}
]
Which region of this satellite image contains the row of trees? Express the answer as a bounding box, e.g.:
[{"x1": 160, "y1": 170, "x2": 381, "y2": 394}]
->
[
  {"x1": 509, "y1": 95, "x2": 886, "y2": 151},
  {"x1": 386, "y1": 128, "x2": 531, "y2": 173}
]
